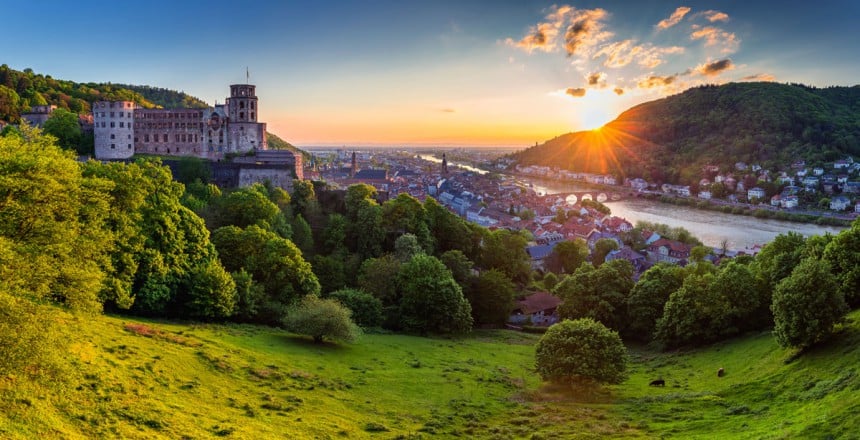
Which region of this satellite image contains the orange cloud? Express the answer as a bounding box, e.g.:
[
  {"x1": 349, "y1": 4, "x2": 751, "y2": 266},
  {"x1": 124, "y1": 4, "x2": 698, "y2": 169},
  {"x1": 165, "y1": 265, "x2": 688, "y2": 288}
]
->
[
  {"x1": 613, "y1": 87, "x2": 625, "y2": 95},
  {"x1": 566, "y1": 87, "x2": 587, "y2": 97},
  {"x1": 656, "y1": 6, "x2": 691, "y2": 30},
  {"x1": 695, "y1": 59, "x2": 734, "y2": 76},
  {"x1": 703, "y1": 10, "x2": 729, "y2": 22},
  {"x1": 564, "y1": 8, "x2": 613, "y2": 57},
  {"x1": 508, "y1": 22, "x2": 560, "y2": 53},
  {"x1": 637, "y1": 74, "x2": 678, "y2": 89},
  {"x1": 587, "y1": 71, "x2": 607, "y2": 87},
  {"x1": 691, "y1": 25, "x2": 739, "y2": 53},
  {"x1": 593, "y1": 40, "x2": 684, "y2": 68},
  {"x1": 741, "y1": 73, "x2": 776, "y2": 82}
]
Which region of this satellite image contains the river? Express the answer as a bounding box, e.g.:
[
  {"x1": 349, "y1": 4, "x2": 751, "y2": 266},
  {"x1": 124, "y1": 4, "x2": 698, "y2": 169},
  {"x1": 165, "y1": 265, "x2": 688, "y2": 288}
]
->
[
  {"x1": 527, "y1": 178, "x2": 846, "y2": 249},
  {"x1": 418, "y1": 154, "x2": 487, "y2": 175}
]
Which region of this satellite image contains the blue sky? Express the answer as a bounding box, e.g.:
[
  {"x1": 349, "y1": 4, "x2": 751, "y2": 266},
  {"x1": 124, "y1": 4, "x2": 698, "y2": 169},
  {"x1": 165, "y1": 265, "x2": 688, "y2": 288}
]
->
[{"x1": 3, "y1": 0, "x2": 859, "y2": 146}]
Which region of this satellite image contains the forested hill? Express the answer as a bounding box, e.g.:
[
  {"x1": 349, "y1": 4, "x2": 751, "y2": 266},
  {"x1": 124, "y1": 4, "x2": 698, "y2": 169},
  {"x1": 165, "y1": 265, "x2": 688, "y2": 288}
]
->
[
  {"x1": 512, "y1": 82, "x2": 860, "y2": 184},
  {"x1": 112, "y1": 84, "x2": 209, "y2": 109}
]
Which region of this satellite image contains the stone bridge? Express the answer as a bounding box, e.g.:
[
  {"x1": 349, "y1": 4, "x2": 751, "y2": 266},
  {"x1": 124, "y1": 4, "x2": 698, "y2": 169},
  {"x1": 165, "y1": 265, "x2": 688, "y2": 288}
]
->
[{"x1": 547, "y1": 191, "x2": 631, "y2": 205}]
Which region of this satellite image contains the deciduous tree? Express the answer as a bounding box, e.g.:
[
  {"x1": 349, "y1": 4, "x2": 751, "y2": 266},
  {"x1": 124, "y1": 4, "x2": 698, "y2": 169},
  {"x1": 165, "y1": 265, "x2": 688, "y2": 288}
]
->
[{"x1": 535, "y1": 318, "x2": 627, "y2": 385}]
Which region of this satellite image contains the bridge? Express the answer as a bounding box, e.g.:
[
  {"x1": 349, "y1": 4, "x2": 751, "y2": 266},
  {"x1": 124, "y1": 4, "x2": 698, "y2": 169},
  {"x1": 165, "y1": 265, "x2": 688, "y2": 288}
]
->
[{"x1": 541, "y1": 190, "x2": 635, "y2": 204}]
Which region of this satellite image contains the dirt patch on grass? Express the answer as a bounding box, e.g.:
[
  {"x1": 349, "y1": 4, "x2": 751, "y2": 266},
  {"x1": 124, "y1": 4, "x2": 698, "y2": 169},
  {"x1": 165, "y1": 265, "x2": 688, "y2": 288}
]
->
[{"x1": 123, "y1": 323, "x2": 201, "y2": 347}]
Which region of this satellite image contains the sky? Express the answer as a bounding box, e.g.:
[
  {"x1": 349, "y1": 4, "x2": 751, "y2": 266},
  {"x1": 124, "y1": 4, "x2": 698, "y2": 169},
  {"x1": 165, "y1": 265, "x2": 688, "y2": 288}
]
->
[{"x1": 2, "y1": 0, "x2": 859, "y2": 147}]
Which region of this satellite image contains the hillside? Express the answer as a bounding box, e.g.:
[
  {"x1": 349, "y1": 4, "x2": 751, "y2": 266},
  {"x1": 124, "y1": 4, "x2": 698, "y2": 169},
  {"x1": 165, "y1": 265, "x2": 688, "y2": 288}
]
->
[
  {"x1": 2, "y1": 309, "x2": 858, "y2": 439},
  {"x1": 512, "y1": 82, "x2": 860, "y2": 184},
  {"x1": 113, "y1": 84, "x2": 209, "y2": 109}
]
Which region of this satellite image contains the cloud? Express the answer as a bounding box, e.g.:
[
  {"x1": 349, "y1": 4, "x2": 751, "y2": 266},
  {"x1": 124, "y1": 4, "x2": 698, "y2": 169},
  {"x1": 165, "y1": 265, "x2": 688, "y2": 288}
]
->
[
  {"x1": 566, "y1": 87, "x2": 587, "y2": 97},
  {"x1": 507, "y1": 22, "x2": 560, "y2": 53},
  {"x1": 637, "y1": 75, "x2": 679, "y2": 89},
  {"x1": 691, "y1": 25, "x2": 740, "y2": 53},
  {"x1": 587, "y1": 71, "x2": 607, "y2": 87},
  {"x1": 593, "y1": 40, "x2": 684, "y2": 68},
  {"x1": 741, "y1": 73, "x2": 776, "y2": 82},
  {"x1": 656, "y1": 6, "x2": 691, "y2": 30},
  {"x1": 613, "y1": 87, "x2": 625, "y2": 95},
  {"x1": 563, "y1": 8, "x2": 613, "y2": 57},
  {"x1": 439, "y1": 108, "x2": 456, "y2": 113},
  {"x1": 703, "y1": 10, "x2": 729, "y2": 22},
  {"x1": 695, "y1": 58, "x2": 734, "y2": 76}
]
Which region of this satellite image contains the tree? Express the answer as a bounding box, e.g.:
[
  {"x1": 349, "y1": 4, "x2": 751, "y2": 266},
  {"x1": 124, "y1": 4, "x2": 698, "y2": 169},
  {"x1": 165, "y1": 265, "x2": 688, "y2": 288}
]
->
[
  {"x1": 592, "y1": 238, "x2": 619, "y2": 267},
  {"x1": 544, "y1": 239, "x2": 588, "y2": 274},
  {"x1": 183, "y1": 259, "x2": 237, "y2": 319},
  {"x1": 711, "y1": 259, "x2": 767, "y2": 332},
  {"x1": 382, "y1": 193, "x2": 432, "y2": 252},
  {"x1": 290, "y1": 214, "x2": 314, "y2": 254},
  {"x1": 290, "y1": 179, "x2": 316, "y2": 218},
  {"x1": 439, "y1": 250, "x2": 475, "y2": 288},
  {"x1": 175, "y1": 156, "x2": 211, "y2": 184},
  {"x1": 654, "y1": 273, "x2": 733, "y2": 349},
  {"x1": 556, "y1": 260, "x2": 634, "y2": 332},
  {"x1": 535, "y1": 318, "x2": 627, "y2": 385},
  {"x1": 212, "y1": 225, "x2": 320, "y2": 324},
  {"x1": 0, "y1": 84, "x2": 20, "y2": 121},
  {"x1": 357, "y1": 254, "x2": 402, "y2": 306},
  {"x1": 467, "y1": 269, "x2": 516, "y2": 326},
  {"x1": 311, "y1": 254, "x2": 346, "y2": 294},
  {"x1": 753, "y1": 231, "x2": 806, "y2": 292},
  {"x1": 625, "y1": 263, "x2": 685, "y2": 341},
  {"x1": 42, "y1": 108, "x2": 83, "y2": 153},
  {"x1": 394, "y1": 233, "x2": 424, "y2": 262},
  {"x1": 210, "y1": 184, "x2": 290, "y2": 237},
  {"x1": 771, "y1": 258, "x2": 847, "y2": 349},
  {"x1": 327, "y1": 288, "x2": 383, "y2": 328},
  {"x1": 480, "y1": 228, "x2": 531, "y2": 283},
  {"x1": 822, "y1": 222, "x2": 860, "y2": 307},
  {"x1": 398, "y1": 254, "x2": 472, "y2": 334},
  {"x1": 230, "y1": 269, "x2": 266, "y2": 322},
  {"x1": 282, "y1": 296, "x2": 361, "y2": 344}
]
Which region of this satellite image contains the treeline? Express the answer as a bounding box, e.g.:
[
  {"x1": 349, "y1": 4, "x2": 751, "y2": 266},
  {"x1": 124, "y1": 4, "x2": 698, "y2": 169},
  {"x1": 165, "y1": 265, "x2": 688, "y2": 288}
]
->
[
  {"x1": 544, "y1": 223, "x2": 859, "y2": 351},
  {"x1": 0, "y1": 65, "x2": 210, "y2": 123},
  {"x1": 513, "y1": 82, "x2": 860, "y2": 184}
]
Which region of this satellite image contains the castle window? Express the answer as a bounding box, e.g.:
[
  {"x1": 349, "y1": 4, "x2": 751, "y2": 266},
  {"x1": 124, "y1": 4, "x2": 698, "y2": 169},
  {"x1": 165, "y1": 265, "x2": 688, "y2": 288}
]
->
[
  {"x1": 111, "y1": 144, "x2": 115, "y2": 149},
  {"x1": 251, "y1": 102, "x2": 255, "y2": 110},
  {"x1": 110, "y1": 122, "x2": 115, "y2": 128},
  {"x1": 110, "y1": 134, "x2": 115, "y2": 139},
  {"x1": 119, "y1": 122, "x2": 124, "y2": 128},
  {"x1": 145, "y1": 134, "x2": 150, "y2": 142},
  {"x1": 128, "y1": 144, "x2": 131, "y2": 149},
  {"x1": 110, "y1": 112, "x2": 115, "y2": 117},
  {"x1": 119, "y1": 112, "x2": 123, "y2": 117},
  {"x1": 128, "y1": 134, "x2": 131, "y2": 139},
  {"x1": 251, "y1": 112, "x2": 254, "y2": 119},
  {"x1": 163, "y1": 134, "x2": 168, "y2": 142},
  {"x1": 240, "y1": 112, "x2": 244, "y2": 119},
  {"x1": 240, "y1": 101, "x2": 245, "y2": 109}
]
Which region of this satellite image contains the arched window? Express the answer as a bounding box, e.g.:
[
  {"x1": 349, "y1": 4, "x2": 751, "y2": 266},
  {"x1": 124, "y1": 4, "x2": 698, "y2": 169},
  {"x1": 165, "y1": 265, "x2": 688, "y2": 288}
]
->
[
  {"x1": 240, "y1": 101, "x2": 245, "y2": 109},
  {"x1": 240, "y1": 112, "x2": 244, "y2": 119}
]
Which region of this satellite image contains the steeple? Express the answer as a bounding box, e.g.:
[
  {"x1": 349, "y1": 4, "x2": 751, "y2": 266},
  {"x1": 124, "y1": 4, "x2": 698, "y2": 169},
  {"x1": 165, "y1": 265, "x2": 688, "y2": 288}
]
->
[
  {"x1": 351, "y1": 151, "x2": 357, "y2": 178},
  {"x1": 442, "y1": 153, "x2": 448, "y2": 175}
]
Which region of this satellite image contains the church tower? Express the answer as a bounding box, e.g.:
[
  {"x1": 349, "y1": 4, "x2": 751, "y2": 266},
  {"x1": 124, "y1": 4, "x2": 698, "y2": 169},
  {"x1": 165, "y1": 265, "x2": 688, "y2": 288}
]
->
[
  {"x1": 227, "y1": 84, "x2": 258, "y2": 123},
  {"x1": 224, "y1": 79, "x2": 266, "y2": 154},
  {"x1": 351, "y1": 151, "x2": 357, "y2": 177},
  {"x1": 442, "y1": 153, "x2": 448, "y2": 175}
]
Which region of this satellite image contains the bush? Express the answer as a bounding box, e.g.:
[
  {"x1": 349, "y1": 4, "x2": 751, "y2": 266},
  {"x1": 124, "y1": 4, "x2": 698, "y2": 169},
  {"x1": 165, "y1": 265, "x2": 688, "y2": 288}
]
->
[
  {"x1": 282, "y1": 296, "x2": 361, "y2": 344},
  {"x1": 327, "y1": 288, "x2": 383, "y2": 328},
  {"x1": 535, "y1": 318, "x2": 627, "y2": 385}
]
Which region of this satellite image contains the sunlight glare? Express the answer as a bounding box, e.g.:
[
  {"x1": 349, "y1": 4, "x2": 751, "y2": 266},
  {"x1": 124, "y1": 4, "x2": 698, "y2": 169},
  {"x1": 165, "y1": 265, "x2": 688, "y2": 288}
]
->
[{"x1": 572, "y1": 89, "x2": 618, "y2": 131}]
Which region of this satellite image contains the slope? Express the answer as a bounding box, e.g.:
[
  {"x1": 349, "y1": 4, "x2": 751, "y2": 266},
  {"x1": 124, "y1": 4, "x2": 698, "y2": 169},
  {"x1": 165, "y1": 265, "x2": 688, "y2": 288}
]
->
[
  {"x1": 513, "y1": 82, "x2": 860, "y2": 184},
  {"x1": 2, "y1": 309, "x2": 859, "y2": 439}
]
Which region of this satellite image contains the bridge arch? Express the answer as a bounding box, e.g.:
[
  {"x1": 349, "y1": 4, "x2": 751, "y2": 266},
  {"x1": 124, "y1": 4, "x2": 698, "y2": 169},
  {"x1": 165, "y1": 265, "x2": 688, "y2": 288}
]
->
[
  {"x1": 596, "y1": 193, "x2": 608, "y2": 203},
  {"x1": 581, "y1": 193, "x2": 593, "y2": 201},
  {"x1": 565, "y1": 194, "x2": 578, "y2": 205}
]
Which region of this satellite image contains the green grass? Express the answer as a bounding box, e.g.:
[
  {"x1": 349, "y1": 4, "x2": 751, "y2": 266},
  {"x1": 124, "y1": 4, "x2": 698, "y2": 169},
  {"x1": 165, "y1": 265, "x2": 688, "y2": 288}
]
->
[{"x1": 2, "y1": 310, "x2": 859, "y2": 439}]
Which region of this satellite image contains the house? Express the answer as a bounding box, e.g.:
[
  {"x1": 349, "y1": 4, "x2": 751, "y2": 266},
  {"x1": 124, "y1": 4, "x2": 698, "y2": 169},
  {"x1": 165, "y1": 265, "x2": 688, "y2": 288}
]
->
[
  {"x1": 843, "y1": 182, "x2": 860, "y2": 194},
  {"x1": 605, "y1": 246, "x2": 647, "y2": 272},
  {"x1": 603, "y1": 216, "x2": 633, "y2": 233},
  {"x1": 778, "y1": 175, "x2": 795, "y2": 185},
  {"x1": 735, "y1": 162, "x2": 748, "y2": 171},
  {"x1": 509, "y1": 292, "x2": 562, "y2": 326},
  {"x1": 526, "y1": 243, "x2": 559, "y2": 270},
  {"x1": 813, "y1": 167, "x2": 824, "y2": 176},
  {"x1": 834, "y1": 159, "x2": 852, "y2": 169},
  {"x1": 830, "y1": 196, "x2": 851, "y2": 211},
  {"x1": 642, "y1": 230, "x2": 662, "y2": 245},
  {"x1": 802, "y1": 176, "x2": 820, "y2": 187},
  {"x1": 747, "y1": 187, "x2": 767, "y2": 201},
  {"x1": 770, "y1": 195, "x2": 781, "y2": 206},
  {"x1": 781, "y1": 195, "x2": 799, "y2": 209},
  {"x1": 647, "y1": 238, "x2": 692, "y2": 264},
  {"x1": 628, "y1": 178, "x2": 648, "y2": 190},
  {"x1": 699, "y1": 190, "x2": 712, "y2": 200}
]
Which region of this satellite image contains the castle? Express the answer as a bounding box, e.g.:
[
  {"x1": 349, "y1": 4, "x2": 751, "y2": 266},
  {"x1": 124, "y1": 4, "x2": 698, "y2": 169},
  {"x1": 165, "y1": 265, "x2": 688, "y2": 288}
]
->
[{"x1": 93, "y1": 83, "x2": 267, "y2": 160}]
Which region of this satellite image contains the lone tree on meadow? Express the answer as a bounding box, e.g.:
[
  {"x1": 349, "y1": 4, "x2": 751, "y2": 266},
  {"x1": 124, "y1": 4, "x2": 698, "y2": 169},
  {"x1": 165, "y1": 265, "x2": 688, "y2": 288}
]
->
[
  {"x1": 535, "y1": 318, "x2": 628, "y2": 386},
  {"x1": 282, "y1": 296, "x2": 361, "y2": 344}
]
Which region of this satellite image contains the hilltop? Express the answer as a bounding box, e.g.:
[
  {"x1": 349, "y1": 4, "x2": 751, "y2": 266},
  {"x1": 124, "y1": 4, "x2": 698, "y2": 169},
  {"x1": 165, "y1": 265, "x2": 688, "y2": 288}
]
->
[
  {"x1": 1, "y1": 309, "x2": 857, "y2": 439},
  {"x1": 0, "y1": 65, "x2": 301, "y2": 154},
  {"x1": 512, "y1": 82, "x2": 860, "y2": 184}
]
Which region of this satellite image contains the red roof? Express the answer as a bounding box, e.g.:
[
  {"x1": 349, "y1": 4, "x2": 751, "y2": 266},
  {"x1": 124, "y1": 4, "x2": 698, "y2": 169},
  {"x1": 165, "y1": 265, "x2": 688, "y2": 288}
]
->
[{"x1": 516, "y1": 292, "x2": 563, "y2": 315}]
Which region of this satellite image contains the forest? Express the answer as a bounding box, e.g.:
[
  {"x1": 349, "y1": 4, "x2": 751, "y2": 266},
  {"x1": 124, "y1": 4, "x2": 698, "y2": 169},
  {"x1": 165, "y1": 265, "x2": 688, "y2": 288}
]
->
[{"x1": 512, "y1": 82, "x2": 860, "y2": 185}]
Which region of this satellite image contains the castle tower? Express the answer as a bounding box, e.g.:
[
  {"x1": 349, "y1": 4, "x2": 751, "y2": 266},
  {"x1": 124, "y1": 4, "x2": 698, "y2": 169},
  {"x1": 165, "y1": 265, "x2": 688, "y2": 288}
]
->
[
  {"x1": 442, "y1": 153, "x2": 448, "y2": 175},
  {"x1": 351, "y1": 151, "x2": 357, "y2": 178},
  {"x1": 93, "y1": 100, "x2": 137, "y2": 160},
  {"x1": 224, "y1": 82, "x2": 267, "y2": 154},
  {"x1": 226, "y1": 84, "x2": 258, "y2": 123}
]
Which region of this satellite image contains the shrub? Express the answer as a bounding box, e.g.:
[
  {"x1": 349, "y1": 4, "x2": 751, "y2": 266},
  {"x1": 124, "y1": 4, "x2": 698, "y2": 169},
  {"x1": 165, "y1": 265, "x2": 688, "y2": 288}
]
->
[
  {"x1": 535, "y1": 318, "x2": 627, "y2": 385},
  {"x1": 282, "y1": 296, "x2": 361, "y2": 344}
]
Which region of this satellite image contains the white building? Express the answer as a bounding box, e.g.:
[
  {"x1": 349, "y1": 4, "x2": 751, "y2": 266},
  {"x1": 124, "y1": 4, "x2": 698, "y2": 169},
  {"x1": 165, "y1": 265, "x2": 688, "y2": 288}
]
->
[{"x1": 747, "y1": 187, "x2": 767, "y2": 201}]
